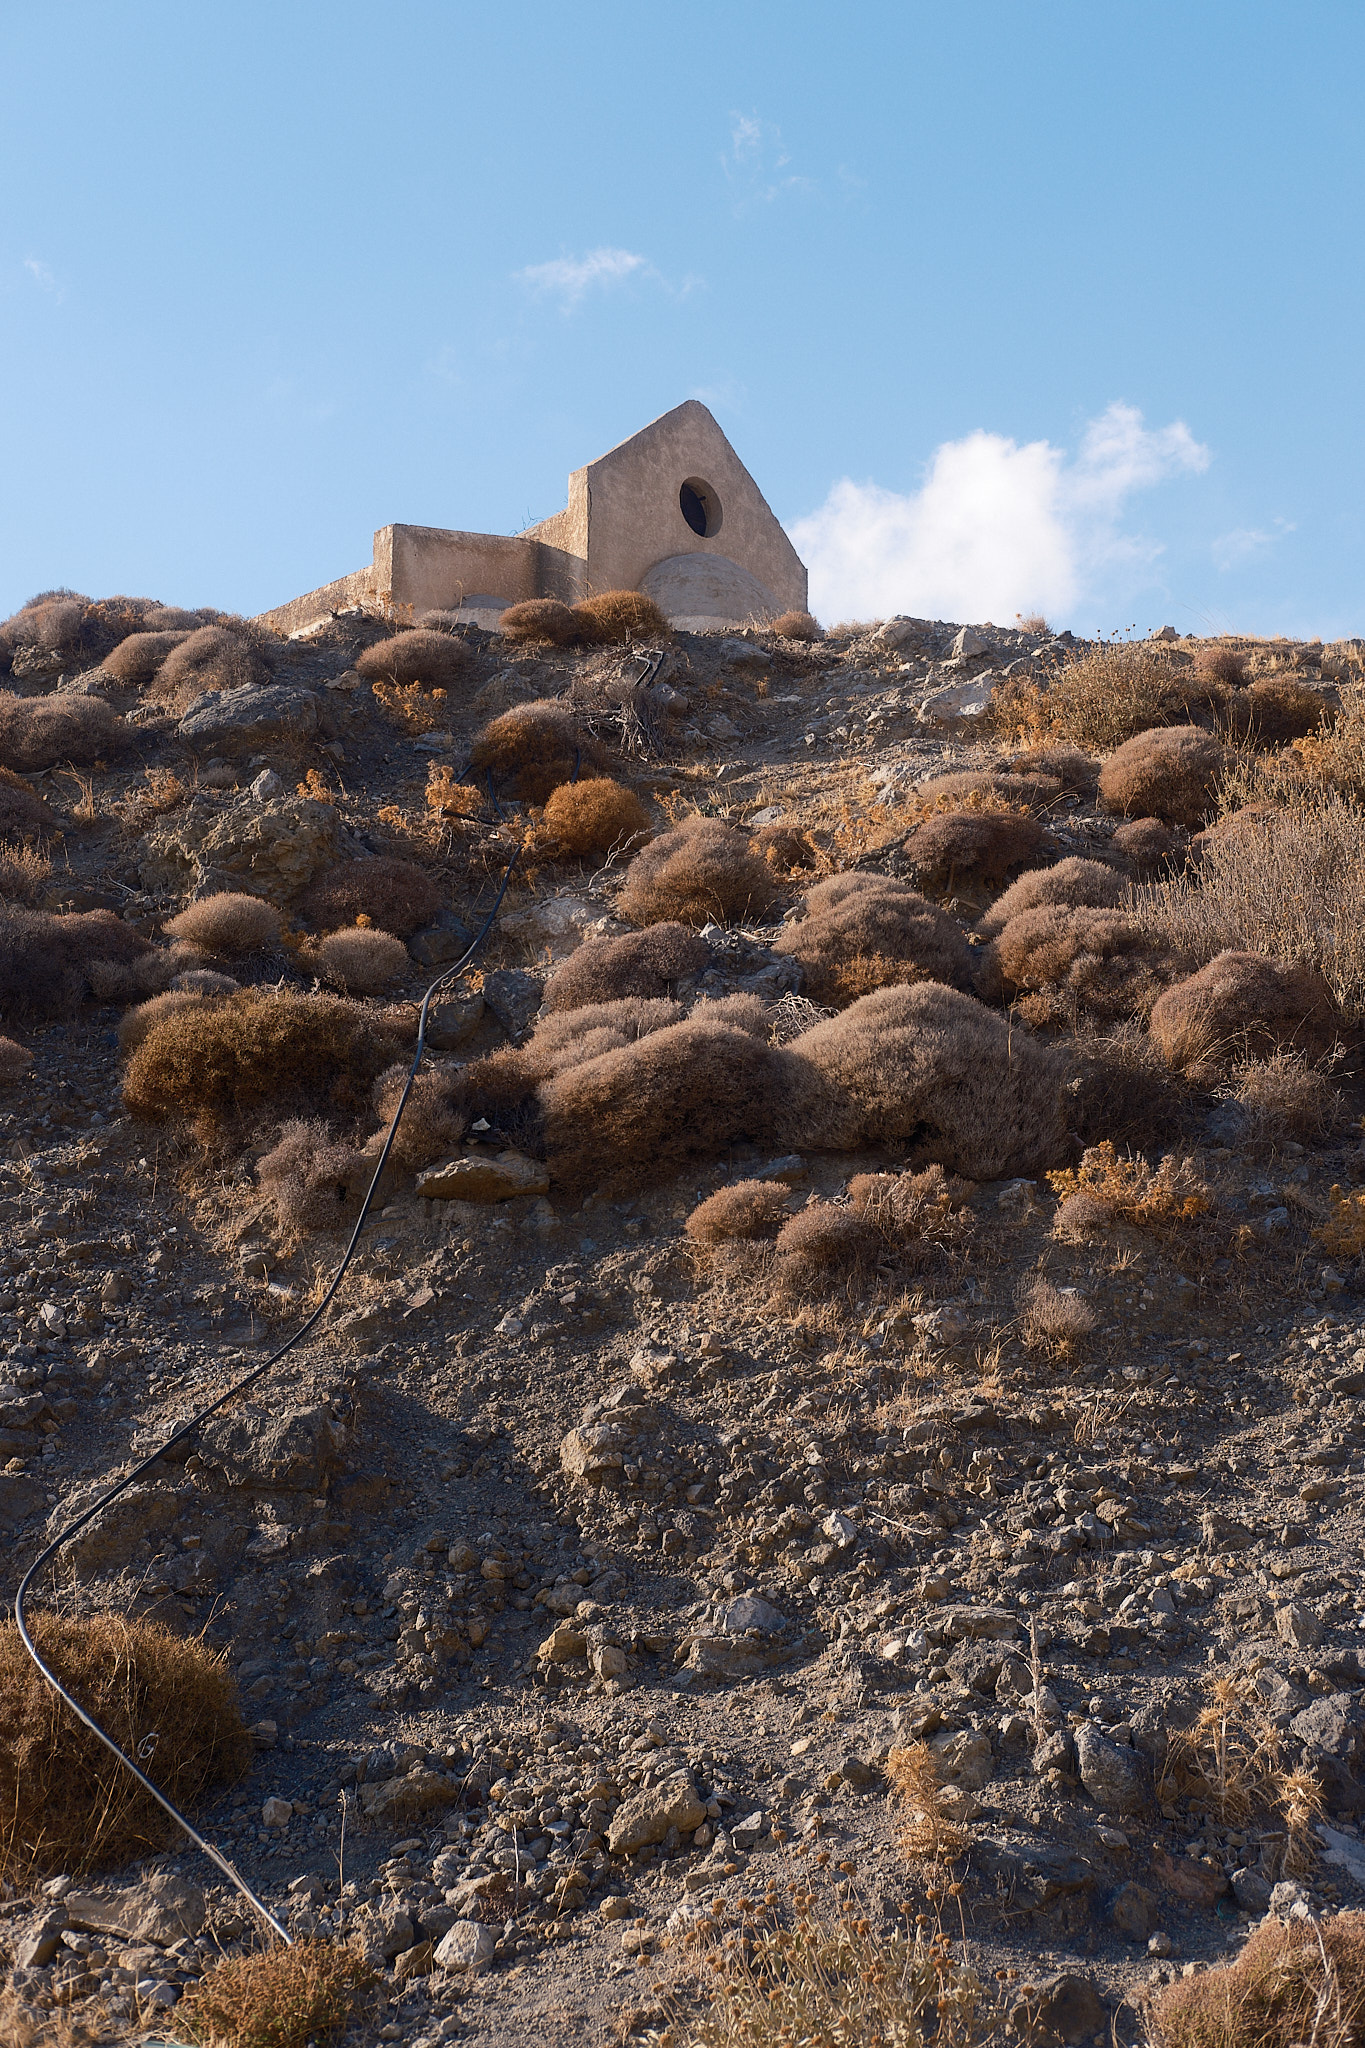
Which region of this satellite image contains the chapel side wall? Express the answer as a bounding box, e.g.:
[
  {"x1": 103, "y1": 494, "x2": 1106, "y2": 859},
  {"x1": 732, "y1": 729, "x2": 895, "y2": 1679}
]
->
[
  {"x1": 382, "y1": 525, "x2": 541, "y2": 612},
  {"x1": 255, "y1": 567, "x2": 376, "y2": 635}
]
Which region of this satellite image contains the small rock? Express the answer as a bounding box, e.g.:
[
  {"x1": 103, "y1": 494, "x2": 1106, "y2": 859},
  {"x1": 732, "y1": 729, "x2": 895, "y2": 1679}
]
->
[
  {"x1": 1231, "y1": 1866, "x2": 1273, "y2": 1914},
  {"x1": 416, "y1": 1150, "x2": 549, "y2": 1202},
  {"x1": 262, "y1": 1796, "x2": 293, "y2": 1829},
  {"x1": 1012, "y1": 1971, "x2": 1105, "y2": 2045},
  {"x1": 592, "y1": 1642, "x2": 629, "y2": 1680},
  {"x1": 537, "y1": 1623, "x2": 587, "y2": 1664},
  {"x1": 1109, "y1": 1881, "x2": 1158, "y2": 1941},
  {"x1": 358, "y1": 1769, "x2": 460, "y2": 1821},
  {"x1": 64, "y1": 1872, "x2": 206, "y2": 1947},
  {"x1": 432, "y1": 1918, "x2": 495, "y2": 1974},
  {"x1": 607, "y1": 1771, "x2": 706, "y2": 1854},
  {"x1": 949, "y1": 627, "x2": 989, "y2": 660},
  {"x1": 1277, "y1": 1601, "x2": 1323, "y2": 1650},
  {"x1": 716, "y1": 1595, "x2": 786, "y2": 1637},
  {"x1": 1074, "y1": 1723, "x2": 1150, "y2": 1815},
  {"x1": 718, "y1": 638, "x2": 771, "y2": 668},
  {"x1": 919, "y1": 676, "x2": 995, "y2": 725},
  {"x1": 178, "y1": 685, "x2": 320, "y2": 755}
]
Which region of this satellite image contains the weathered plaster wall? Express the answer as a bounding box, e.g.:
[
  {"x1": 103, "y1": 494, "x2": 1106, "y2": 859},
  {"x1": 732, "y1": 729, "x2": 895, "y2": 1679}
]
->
[
  {"x1": 256, "y1": 566, "x2": 375, "y2": 636},
  {"x1": 378, "y1": 525, "x2": 540, "y2": 612}
]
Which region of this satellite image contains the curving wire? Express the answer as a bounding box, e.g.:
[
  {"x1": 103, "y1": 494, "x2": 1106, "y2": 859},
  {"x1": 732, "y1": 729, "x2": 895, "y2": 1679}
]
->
[{"x1": 14, "y1": 840, "x2": 521, "y2": 1946}]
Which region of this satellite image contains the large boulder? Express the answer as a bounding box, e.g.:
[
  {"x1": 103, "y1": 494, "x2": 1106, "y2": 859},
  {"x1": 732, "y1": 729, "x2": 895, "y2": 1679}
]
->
[{"x1": 178, "y1": 685, "x2": 319, "y2": 755}]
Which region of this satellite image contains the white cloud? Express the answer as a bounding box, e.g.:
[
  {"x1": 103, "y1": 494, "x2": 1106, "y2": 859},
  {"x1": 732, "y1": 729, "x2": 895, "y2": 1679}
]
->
[
  {"x1": 23, "y1": 256, "x2": 58, "y2": 294},
  {"x1": 515, "y1": 246, "x2": 653, "y2": 309},
  {"x1": 722, "y1": 109, "x2": 809, "y2": 207},
  {"x1": 1212, "y1": 518, "x2": 1295, "y2": 571},
  {"x1": 791, "y1": 402, "x2": 1210, "y2": 625}
]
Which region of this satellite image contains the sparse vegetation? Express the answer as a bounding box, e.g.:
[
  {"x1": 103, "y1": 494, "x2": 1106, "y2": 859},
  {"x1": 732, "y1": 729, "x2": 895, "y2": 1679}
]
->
[
  {"x1": 468, "y1": 701, "x2": 605, "y2": 804},
  {"x1": 1148, "y1": 1911, "x2": 1365, "y2": 2048},
  {"x1": 686, "y1": 1179, "x2": 792, "y2": 1245},
  {"x1": 500, "y1": 597, "x2": 580, "y2": 647},
  {"x1": 571, "y1": 589, "x2": 668, "y2": 644},
  {"x1": 164, "y1": 891, "x2": 282, "y2": 955},
  {"x1": 770, "y1": 609, "x2": 823, "y2": 641},
  {"x1": 177, "y1": 1938, "x2": 376, "y2": 2048},
  {"x1": 1098, "y1": 724, "x2": 1228, "y2": 827},
  {"x1": 542, "y1": 921, "x2": 710, "y2": 1010},
  {"x1": 0, "y1": 692, "x2": 125, "y2": 772},
  {"x1": 302, "y1": 855, "x2": 441, "y2": 937},
  {"x1": 774, "y1": 873, "x2": 975, "y2": 1002},
  {"x1": 152, "y1": 624, "x2": 274, "y2": 708},
  {"x1": 354, "y1": 627, "x2": 470, "y2": 688},
  {"x1": 309, "y1": 925, "x2": 409, "y2": 994},
  {"x1": 537, "y1": 775, "x2": 651, "y2": 859},
  {"x1": 617, "y1": 814, "x2": 782, "y2": 927},
  {"x1": 904, "y1": 808, "x2": 1055, "y2": 895}
]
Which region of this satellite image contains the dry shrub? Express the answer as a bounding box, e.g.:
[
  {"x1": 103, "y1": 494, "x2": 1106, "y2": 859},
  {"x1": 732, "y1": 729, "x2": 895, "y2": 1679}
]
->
[
  {"x1": 257, "y1": 1119, "x2": 370, "y2": 1241},
  {"x1": 981, "y1": 904, "x2": 1178, "y2": 1021},
  {"x1": 178, "y1": 1938, "x2": 376, "y2": 2048},
  {"x1": 165, "y1": 891, "x2": 282, "y2": 955},
  {"x1": 118, "y1": 988, "x2": 211, "y2": 1055},
  {"x1": 1112, "y1": 816, "x2": 1182, "y2": 875},
  {"x1": 154, "y1": 625, "x2": 273, "y2": 708},
  {"x1": 354, "y1": 627, "x2": 470, "y2": 688},
  {"x1": 1149, "y1": 951, "x2": 1339, "y2": 1077},
  {"x1": 1005, "y1": 743, "x2": 1100, "y2": 795},
  {"x1": 1148, "y1": 1911, "x2": 1365, "y2": 2048},
  {"x1": 174, "y1": 967, "x2": 240, "y2": 996},
  {"x1": 0, "y1": 766, "x2": 57, "y2": 840},
  {"x1": 143, "y1": 604, "x2": 207, "y2": 631},
  {"x1": 1017, "y1": 1276, "x2": 1096, "y2": 1355},
  {"x1": 1159, "y1": 1672, "x2": 1325, "y2": 1860},
  {"x1": 123, "y1": 989, "x2": 403, "y2": 1134},
  {"x1": 0, "y1": 903, "x2": 153, "y2": 1015},
  {"x1": 773, "y1": 873, "x2": 974, "y2": 1003},
  {"x1": 1098, "y1": 725, "x2": 1227, "y2": 827},
  {"x1": 904, "y1": 808, "x2": 1056, "y2": 894},
  {"x1": 1018, "y1": 611, "x2": 1052, "y2": 636},
  {"x1": 543, "y1": 922, "x2": 709, "y2": 1011},
  {"x1": 302, "y1": 856, "x2": 440, "y2": 937},
  {"x1": 370, "y1": 1062, "x2": 468, "y2": 1171},
  {"x1": 1226, "y1": 1053, "x2": 1345, "y2": 1146},
  {"x1": 100, "y1": 627, "x2": 189, "y2": 686},
  {"x1": 311, "y1": 926, "x2": 408, "y2": 994},
  {"x1": 538, "y1": 776, "x2": 651, "y2": 859},
  {"x1": 1220, "y1": 675, "x2": 1327, "y2": 747},
  {"x1": 572, "y1": 589, "x2": 668, "y2": 644},
  {"x1": 0, "y1": 1034, "x2": 32, "y2": 1080},
  {"x1": 1048, "y1": 1140, "x2": 1213, "y2": 1241},
  {"x1": 771, "y1": 608, "x2": 823, "y2": 640},
  {"x1": 886, "y1": 1742, "x2": 970, "y2": 1860},
  {"x1": 752, "y1": 821, "x2": 819, "y2": 874},
  {"x1": 914, "y1": 768, "x2": 1063, "y2": 814},
  {"x1": 1142, "y1": 795, "x2": 1365, "y2": 1020},
  {"x1": 451, "y1": 997, "x2": 688, "y2": 1139},
  {"x1": 616, "y1": 814, "x2": 781, "y2": 927},
  {"x1": 686, "y1": 1179, "x2": 791, "y2": 1245},
  {"x1": 1194, "y1": 643, "x2": 1251, "y2": 688},
  {"x1": 772, "y1": 1200, "x2": 882, "y2": 1296},
  {"x1": 369, "y1": 678, "x2": 452, "y2": 733},
  {"x1": 0, "y1": 691, "x2": 125, "y2": 771},
  {"x1": 0, "y1": 837, "x2": 51, "y2": 904},
  {"x1": 789, "y1": 982, "x2": 1068, "y2": 1179},
  {"x1": 0, "y1": 1611, "x2": 250, "y2": 1879},
  {"x1": 975, "y1": 855, "x2": 1125, "y2": 940},
  {"x1": 1000, "y1": 639, "x2": 1192, "y2": 749},
  {"x1": 468, "y1": 701, "x2": 604, "y2": 804},
  {"x1": 1063, "y1": 1022, "x2": 1190, "y2": 1152},
  {"x1": 500, "y1": 597, "x2": 580, "y2": 647}
]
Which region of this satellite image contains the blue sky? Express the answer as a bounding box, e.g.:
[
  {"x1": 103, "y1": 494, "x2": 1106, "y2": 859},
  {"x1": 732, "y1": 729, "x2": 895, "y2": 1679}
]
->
[{"x1": 3, "y1": 2, "x2": 1361, "y2": 637}]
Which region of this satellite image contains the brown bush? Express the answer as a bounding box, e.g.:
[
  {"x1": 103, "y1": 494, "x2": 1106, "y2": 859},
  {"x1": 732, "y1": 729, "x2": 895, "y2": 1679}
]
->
[
  {"x1": 772, "y1": 1200, "x2": 882, "y2": 1297},
  {"x1": 1220, "y1": 674, "x2": 1328, "y2": 747},
  {"x1": 1063, "y1": 1022, "x2": 1190, "y2": 1152},
  {"x1": 751, "y1": 821, "x2": 819, "y2": 874},
  {"x1": 0, "y1": 767, "x2": 57, "y2": 840},
  {"x1": 100, "y1": 627, "x2": 190, "y2": 686},
  {"x1": 1147, "y1": 1909, "x2": 1365, "y2": 2048},
  {"x1": 0, "y1": 838, "x2": 51, "y2": 904},
  {"x1": 771, "y1": 609, "x2": 823, "y2": 641},
  {"x1": 1149, "y1": 951, "x2": 1340, "y2": 1077},
  {"x1": 1005, "y1": 743, "x2": 1101, "y2": 795},
  {"x1": 468, "y1": 701, "x2": 605, "y2": 805},
  {"x1": 0, "y1": 1034, "x2": 32, "y2": 1081},
  {"x1": 354, "y1": 627, "x2": 470, "y2": 688},
  {"x1": 368, "y1": 1063, "x2": 470, "y2": 1172},
  {"x1": 302, "y1": 856, "x2": 441, "y2": 937},
  {"x1": 538, "y1": 776, "x2": 651, "y2": 859},
  {"x1": 686, "y1": 1179, "x2": 792, "y2": 1245},
  {"x1": 1099, "y1": 724, "x2": 1227, "y2": 827},
  {"x1": 1112, "y1": 816, "x2": 1182, "y2": 875},
  {"x1": 0, "y1": 1610, "x2": 250, "y2": 1878},
  {"x1": 1227, "y1": 1053, "x2": 1345, "y2": 1146},
  {"x1": 118, "y1": 988, "x2": 210, "y2": 1054},
  {"x1": 695, "y1": 991, "x2": 773, "y2": 1038},
  {"x1": 981, "y1": 904, "x2": 1179, "y2": 1021},
  {"x1": 1007, "y1": 639, "x2": 1192, "y2": 748},
  {"x1": 256, "y1": 1118, "x2": 371, "y2": 1239},
  {"x1": 914, "y1": 768, "x2": 1063, "y2": 813},
  {"x1": 123, "y1": 989, "x2": 403, "y2": 1134},
  {"x1": 153, "y1": 624, "x2": 274, "y2": 707},
  {"x1": 847, "y1": 1162, "x2": 975, "y2": 1269},
  {"x1": 164, "y1": 890, "x2": 282, "y2": 955},
  {"x1": 542, "y1": 922, "x2": 710, "y2": 1011},
  {"x1": 1017, "y1": 612, "x2": 1052, "y2": 637},
  {"x1": 178, "y1": 1939, "x2": 376, "y2": 2048},
  {"x1": 572, "y1": 589, "x2": 668, "y2": 644},
  {"x1": 0, "y1": 691, "x2": 125, "y2": 771},
  {"x1": 616, "y1": 815, "x2": 782, "y2": 927},
  {"x1": 773, "y1": 873, "x2": 974, "y2": 1002},
  {"x1": 1194, "y1": 643, "x2": 1251, "y2": 688},
  {"x1": 0, "y1": 903, "x2": 154, "y2": 1015},
  {"x1": 1018, "y1": 1276, "x2": 1096, "y2": 1355},
  {"x1": 975, "y1": 855, "x2": 1125, "y2": 939},
  {"x1": 904, "y1": 808, "x2": 1056, "y2": 893},
  {"x1": 528, "y1": 996, "x2": 686, "y2": 1076},
  {"x1": 172, "y1": 966, "x2": 240, "y2": 996},
  {"x1": 311, "y1": 926, "x2": 408, "y2": 994},
  {"x1": 142, "y1": 604, "x2": 208, "y2": 631},
  {"x1": 788, "y1": 981, "x2": 1068, "y2": 1178},
  {"x1": 500, "y1": 598, "x2": 580, "y2": 647}
]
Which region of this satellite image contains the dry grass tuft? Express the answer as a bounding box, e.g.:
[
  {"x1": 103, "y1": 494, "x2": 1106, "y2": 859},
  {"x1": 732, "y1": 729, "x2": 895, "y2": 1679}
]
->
[
  {"x1": 1226, "y1": 1054, "x2": 1345, "y2": 1146},
  {"x1": 256, "y1": 1119, "x2": 370, "y2": 1242},
  {"x1": 537, "y1": 775, "x2": 651, "y2": 859},
  {"x1": 354, "y1": 626, "x2": 470, "y2": 688},
  {"x1": 770, "y1": 609, "x2": 823, "y2": 641},
  {"x1": 164, "y1": 891, "x2": 282, "y2": 956},
  {"x1": 751, "y1": 821, "x2": 820, "y2": 874},
  {"x1": 1148, "y1": 951, "x2": 1339, "y2": 1078},
  {"x1": 1017, "y1": 1276, "x2": 1096, "y2": 1355},
  {"x1": 309, "y1": 925, "x2": 408, "y2": 994},
  {"x1": 1147, "y1": 1910, "x2": 1365, "y2": 2048},
  {"x1": 301, "y1": 855, "x2": 441, "y2": 938},
  {"x1": 153, "y1": 625, "x2": 274, "y2": 709},
  {"x1": 904, "y1": 808, "x2": 1056, "y2": 896},
  {"x1": 0, "y1": 1033, "x2": 33, "y2": 1081},
  {"x1": 886, "y1": 1742, "x2": 971, "y2": 1860},
  {"x1": 975, "y1": 855, "x2": 1125, "y2": 940},
  {"x1": 500, "y1": 597, "x2": 580, "y2": 647},
  {"x1": 0, "y1": 903, "x2": 155, "y2": 1015},
  {"x1": 1048, "y1": 1140, "x2": 1213, "y2": 1241},
  {"x1": 617, "y1": 814, "x2": 782, "y2": 928},
  {"x1": 571, "y1": 589, "x2": 668, "y2": 644},
  {"x1": 1158, "y1": 1671, "x2": 1325, "y2": 1862},
  {"x1": 772, "y1": 1200, "x2": 883, "y2": 1297},
  {"x1": 1098, "y1": 725, "x2": 1227, "y2": 828},
  {"x1": 118, "y1": 988, "x2": 210, "y2": 1054},
  {"x1": 1220, "y1": 675, "x2": 1328, "y2": 747},
  {"x1": 995, "y1": 639, "x2": 1199, "y2": 749},
  {"x1": 0, "y1": 1611, "x2": 251, "y2": 1879},
  {"x1": 123, "y1": 988, "x2": 403, "y2": 1136},
  {"x1": 914, "y1": 768, "x2": 1063, "y2": 814},
  {"x1": 774, "y1": 873, "x2": 974, "y2": 1003},
  {"x1": 100, "y1": 627, "x2": 190, "y2": 686},
  {"x1": 468, "y1": 701, "x2": 605, "y2": 805},
  {"x1": 687, "y1": 1179, "x2": 792, "y2": 1245},
  {"x1": 0, "y1": 837, "x2": 52, "y2": 904},
  {"x1": 1005, "y1": 743, "x2": 1100, "y2": 795},
  {"x1": 0, "y1": 692, "x2": 125, "y2": 772},
  {"x1": 177, "y1": 1937, "x2": 377, "y2": 2048},
  {"x1": 1194, "y1": 644, "x2": 1251, "y2": 688},
  {"x1": 1062, "y1": 1022, "x2": 1190, "y2": 1152},
  {"x1": 543, "y1": 922, "x2": 709, "y2": 1011}
]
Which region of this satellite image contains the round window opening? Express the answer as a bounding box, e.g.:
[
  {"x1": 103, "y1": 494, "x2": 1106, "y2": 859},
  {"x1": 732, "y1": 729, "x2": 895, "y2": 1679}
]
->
[{"x1": 679, "y1": 477, "x2": 723, "y2": 539}]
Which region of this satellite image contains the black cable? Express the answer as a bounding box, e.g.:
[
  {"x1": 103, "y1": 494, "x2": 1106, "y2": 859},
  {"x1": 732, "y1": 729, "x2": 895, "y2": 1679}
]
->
[{"x1": 14, "y1": 841, "x2": 521, "y2": 1946}]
